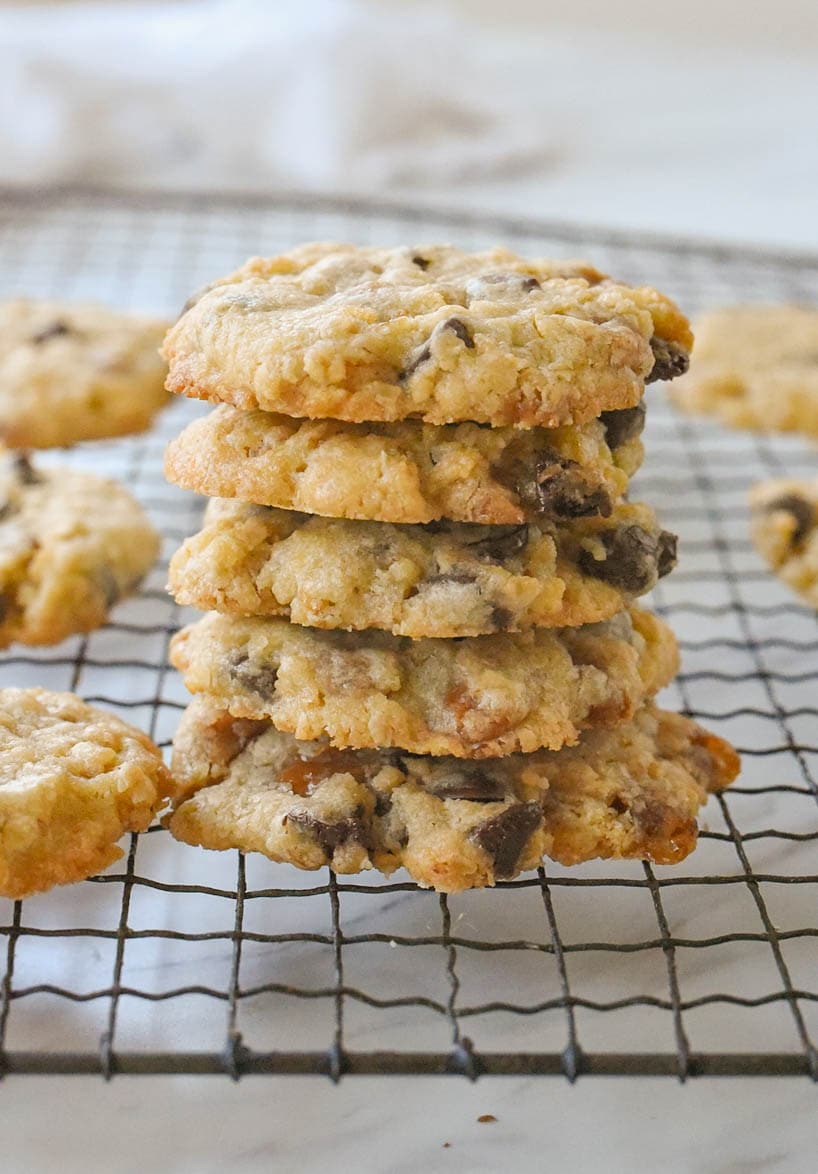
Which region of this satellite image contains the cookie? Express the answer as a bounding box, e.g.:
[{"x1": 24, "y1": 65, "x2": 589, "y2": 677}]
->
[
  {"x1": 163, "y1": 243, "x2": 691, "y2": 427},
  {"x1": 750, "y1": 478, "x2": 818, "y2": 606},
  {"x1": 169, "y1": 607, "x2": 677, "y2": 759},
  {"x1": 168, "y1": 498, "x2": 677, "y2": 638},
  {"x1": 164, "y1": 403, "x2": 645, "y2": 526},
  {"x1": 166, "y1": 698, "x2": 738, "y2": 891},
  {"x1": 671, "y1": 305, "x2": 818, "y2": 436},
  {"x1": 0, "y1": 299, "x2": 170, "y2": 449},
  {"x1": 0, "y1": 453, "x2": 160, "y2": 647},
  {"x1": 0, "y1": 688, "x2": 171, "y2": 898}
]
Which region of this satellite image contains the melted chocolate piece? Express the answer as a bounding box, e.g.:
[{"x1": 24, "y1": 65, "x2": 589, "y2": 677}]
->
[
  {"x1": 646, "y1": 337, "x2": 689, "y2": 383},
  {"x1": 441, "y1": 317, "x2": 475, "y2": 348},
  {"x1": 31, "y1": 319, "x2": 72, "y2": 345},
  {"x1": 229, "y1": 653, "x2": 278, "y2": 698},
  {"x1": 656, "y1": 530, "x2": 678, "y2": 579},
  {"x1": 465, "y1": 524, "x2": 529, "y2": 563},
  {"x1": 489, "y1": 604, "x2": 513, "y2": 631},
  {"x1": 764, "y1": 494, "x2": 815, "y2": 547},
  {"x1": 428, "y1": 765, "x2": 508, "y2": 802},
  {"x1": 400, "y1": 317, "x2": 474, "y2": 380},
  {"x1": 526, "y1": 454, "x2": 612, "y2": 519},
  {"x1": 411, "y1": 255, "x2": 431, "y2": 270},
  {"x1": 578, "y1": 524, "x2": 663, "y2": 593},
  {"x1": 469, "y1": 801, "x2": 542, "y2": 877},
  {"x1": 599, "y1": 403, "x2": 646, "y2": 450},
  {"x1": 287, "y1": 811, "x2": 368, "y2": 855}
]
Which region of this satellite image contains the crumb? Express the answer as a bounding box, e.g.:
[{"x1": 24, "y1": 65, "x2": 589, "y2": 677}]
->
[
  {"x1": 477, "y1": 1114, "x2": 498, "y2": 1124},
  {"x1": 442, "y1": 1141, "x2": 451, "y2": 1148}
]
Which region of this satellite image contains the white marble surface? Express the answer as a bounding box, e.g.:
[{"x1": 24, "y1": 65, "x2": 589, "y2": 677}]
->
[
  {"x1": 1, "y1": 195, "x2": 817, "y2": 1171},
  {"x1": 4, "y1": 1075, "x2": 818, "y2": 1173}
]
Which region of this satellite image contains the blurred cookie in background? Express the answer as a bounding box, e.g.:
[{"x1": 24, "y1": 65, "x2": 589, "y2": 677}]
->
[
  {"x1": 671, "y1": 305, "x2": 818, "y2": 436},
  {"x1": 0, "y1": 452, "x2": 160, "y2": 647},
  {"x1": 750, "y1": 477, "x2": 818, "y2": 607},
  {"x1": 0, "y1": 298, "x2": 169, "y2": 448}
]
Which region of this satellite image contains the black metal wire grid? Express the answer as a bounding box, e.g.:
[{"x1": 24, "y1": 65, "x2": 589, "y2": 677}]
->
[{"x1": 0, "y1": 188, "x2": 816, "y2": 1081}]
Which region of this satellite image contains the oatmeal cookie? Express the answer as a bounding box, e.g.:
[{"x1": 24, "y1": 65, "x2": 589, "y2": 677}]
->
[
  {"x1": 168, "y1": 497, "x2": 676, "y2": 637},
  {"x1": 750, "y1": 477, "x2": 818, "y2": 606},
  {"x1": 167, "y1": 699, "x2": 738, "y2": 891},
  {"x1": 164, "y1": 402, "x2": 645, "y2": 525},
  {"x1": 0, "y1": 687, "x2": 171, "y2": 898},
  {"x1": 671, "y1": 305, "x2": 818, "y2": 436},
  {"x1": 163, "y1": 243, "x2": 691, "y2": 427},
  {"x1": 169, "y1": 607, "x2": 678, "y2": 758},
  {"x1": 0, "y1": 299, "x2": 169, "y2": 448},
  {"x1": 0, "y1": 453, "x2": 160, "y2": 647}
]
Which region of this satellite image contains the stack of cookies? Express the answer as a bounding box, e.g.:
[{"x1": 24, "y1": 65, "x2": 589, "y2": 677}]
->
[{"x1": 161, "y1": 244, "x2": 739, "y2": 892}]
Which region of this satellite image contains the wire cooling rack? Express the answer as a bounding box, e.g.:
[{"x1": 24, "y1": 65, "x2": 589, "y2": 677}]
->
[{"x1": 0, "y1": 188, "x2": 816, "y2": 1081}]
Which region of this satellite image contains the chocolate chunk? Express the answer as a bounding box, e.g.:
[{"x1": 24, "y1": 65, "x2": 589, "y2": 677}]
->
[
  {"x1": 609, "y1": 795, "x2": 629, "y2": 815},
  {"x1": 12, "y1": 454, "x2": 43, "y2": 486},
  {"x1": 400, "y1": 343, "x2": 432, "y2": 381},
  {"x1": 400, "y1": 316, "x2": 475, "y2": 380},
  {"x1": 374, "y1": 793, "x2": 393, "y2": 817},
  {"x1": 764, "y1": 494, "x2": 815, "y2": 547},
  {"x1": 578, "y1": 524, "x2": 661, "y2": 593},
  {"x1": 229, "y1": 652, "x2": 278, "y2": 698},
  {"x1": 656, "y1": 530, "x2": 678, "y2": 579},
  {"x1": 465, "y1": 525, "x2": 529, "y2": 562},
  {"x1": 469, "y1": 801, "x2": 542, "y2": 877},
  {"x1": 599, "y1": 403, "x2": 646, "y2": 450},
  {"x1": 411, "y1": 254, "x2": 431, "y2": 270},
  {"x1": 31, "y1": 319, "x2": 72, "y2": 345},
  {"x1": 441, "y1": 317, "x2": 475, "y2": 348},
  {"x1": 489, "y1": 605, "x2": 513, "y2": 631},
  {"x1": 647, "y1": 338, "x2": 689, "y2": 383},
  {"x1": 287, "y1": 810, "x2": 368, "y2": 855},
  {"x1": 526, "y1": 454, "x2": 612, "y2": 519},
  {"x1": 428, "y1": 765, "x2": 508, "y2": 802}
]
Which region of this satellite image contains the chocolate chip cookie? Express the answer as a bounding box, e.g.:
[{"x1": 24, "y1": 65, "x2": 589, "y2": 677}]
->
[
  {"x1": 671, "y1": 305, "x2": 818, "y2": 436},
  {"x1": 0, "y1": 687, "x2": 171, "y2": 898},
  {"x1": 169, "y1": 607, "x2": 677, "y2": 759},
  {"x1": 168, "y1": 497, "x2": 676, "y2": 638},
  {"x1": 750, "y1": 477, "x2": 818, "y2": 606},
  {"x1": 0, "y1": 298, "x2": 170, "y2": 448},
  {"x1": 163, "y1": 243, "x2": 691, "y2": 427},
  {"x1": 164, "y1": 403, "x2": 645, "y2": 525},
  {"x1": 0, "y1": 453, "x2": 160, "y2": 647},
  {"x1": 166, "y1": 698, "x2": 737, "y2": 891}
]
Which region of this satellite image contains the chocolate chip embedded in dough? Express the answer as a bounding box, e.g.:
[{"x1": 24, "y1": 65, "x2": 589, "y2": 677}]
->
[
  {"x1": 468, "y1": 801, "x2": 542, "y2": 878},
  {"x1": 577, "y1": 524, "x2": 661, "y2": 594},
  {"x1": 465, "y1": 525, "x2": 529, "y2": 563},
  {"x1": 763, "y1": 494, "x2": 815, "y2": 547},
  {"x1": 527, "y1": 454, "x2": 612, "y2": 520},
  {"x1": 30, "y1": 319, "x2": 72, "y2": 345},
  {"x1": 428, "y1": 766, "x2": 508, "y2": 803},
  {"x1": 489, "y1": 604, "x2": 513, "y2": 632},
  {"x1": 440, "y1": 317, "x2": 475, "y2": 348},
  {"x1": 423, "y1": 571, "x2": 479, "y2": 588},
  {"x1": 656, "y1": 530, "x2": 678, "y2": 579},
  {"x1": 599, "y1": 403, "x2": 646, "y2": 450},
  {"x1": 411, "y1": 255, "x2": 431, "y2": 270},
  {"x1": 286, "y1": 810, "x2": 368, "y2": 856},
  {"x1": 647, "y1": 337, "x2": 689, "y2": 383},
  {"x1": 229, "y1": 652, "x2": 278, "y2": 698}
]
